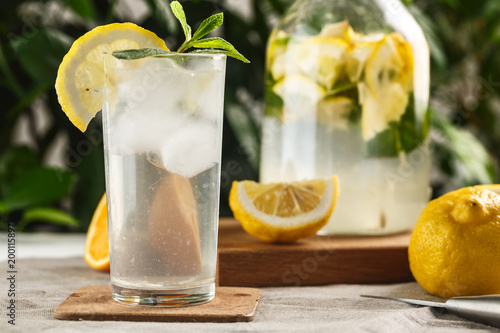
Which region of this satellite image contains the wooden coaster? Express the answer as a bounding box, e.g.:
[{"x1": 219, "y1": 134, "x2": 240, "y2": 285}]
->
[{"x1": 53, "y1": 285, "x2": 261, "y2": 322}]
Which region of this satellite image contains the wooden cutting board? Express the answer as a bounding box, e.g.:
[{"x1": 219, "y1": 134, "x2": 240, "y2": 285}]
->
[{"x1": 217, "y1": 218, "x2": 413, "y2": 287}]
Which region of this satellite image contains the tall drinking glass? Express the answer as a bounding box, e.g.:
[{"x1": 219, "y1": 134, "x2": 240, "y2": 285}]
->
[{"x1": 102, "y1": 53, "x2": 226, "y2": 306}]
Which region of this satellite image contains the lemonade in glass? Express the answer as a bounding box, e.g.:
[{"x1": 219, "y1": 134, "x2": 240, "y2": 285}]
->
[
  {"x1": 103, "y1": 53, "x2": 226, "y2": 305},
  {"x1": 55, "y1": 1, "x2": 247, "y2": 306}
]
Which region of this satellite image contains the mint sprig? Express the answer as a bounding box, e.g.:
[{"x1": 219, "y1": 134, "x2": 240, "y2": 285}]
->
[
  {"x1": 112, "y1": 1, "x2": 249, "y2": 63},
  {"x1": 171, "y1": 1, "x2": 249, "y2": 63}
]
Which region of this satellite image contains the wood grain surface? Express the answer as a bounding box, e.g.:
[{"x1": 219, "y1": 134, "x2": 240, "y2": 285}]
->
[
  {"x1": 53, "y1": 285, "x2": 261, "y2": 322},
  {"x1": 218, "y1": 218, "x2": 413, "y2": 287}
]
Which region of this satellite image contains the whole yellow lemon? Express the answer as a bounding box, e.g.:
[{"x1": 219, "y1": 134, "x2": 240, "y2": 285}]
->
[{"x1": 408, "y1": 186, "x2": 500, "y2": 298}]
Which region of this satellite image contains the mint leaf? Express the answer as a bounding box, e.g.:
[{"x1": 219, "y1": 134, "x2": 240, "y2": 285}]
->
[
  {"x1": 191, "y1": 13, "x2": 223, "y2": 41},
  {"x1": 112, "y1": 48, "x2": 172, "y2": 60},
  {"x1": 170, "y1": 1, "x2": 191, "y2": 42},
  {"x1": 188, "y1": 37, "x2": 250, "y2": 63}
]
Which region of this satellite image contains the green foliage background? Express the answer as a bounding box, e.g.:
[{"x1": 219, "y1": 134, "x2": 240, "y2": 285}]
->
[{"x1": 0, "y1": 0, "x2": 498, "y2": 232}]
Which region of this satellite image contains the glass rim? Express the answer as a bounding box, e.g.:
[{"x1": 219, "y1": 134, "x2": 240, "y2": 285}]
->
[{"x1": 104, "y1": 52, "x2": 227, "y2": 61}]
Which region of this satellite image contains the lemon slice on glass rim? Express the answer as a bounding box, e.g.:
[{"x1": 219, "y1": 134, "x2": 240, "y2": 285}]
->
[
  {"x1": 55, "y1": 22, "x2": 168, "y2": 132},
  {"x1": 229, "y1": 176, "x2": 339, "y2": 243}
]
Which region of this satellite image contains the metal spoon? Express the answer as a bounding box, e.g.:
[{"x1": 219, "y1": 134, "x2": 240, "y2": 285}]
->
[{"x1": 361, "y1": 294, "x2": 500, "y2": 328}]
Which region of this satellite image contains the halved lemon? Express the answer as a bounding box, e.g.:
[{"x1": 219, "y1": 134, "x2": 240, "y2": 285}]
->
[
  {"x1": 84, "y1": 194, "x2": 110, "y2": 271},
  {"x1": 55, "y1": 22, "x2": 168, "y2": 132},
  {"x1": 229, "y1": 176, "x2": 339, "y2": 243}
]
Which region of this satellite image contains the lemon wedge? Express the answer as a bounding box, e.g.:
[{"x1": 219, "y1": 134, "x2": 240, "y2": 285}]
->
[
  {"x1": 359, "y1": 81, "x2": 409, "y2": 140},
  {"x1": 296, "y1": 36, "x2": 347, "y2": 89},
  {"x1": 391, "y1": 33, "x2": 414, "y2": 92},
  {"x1": 84, "y1": 194, "x2": 110, "y2": 271},
  {"x1": 345, "y1": 41, "x2": 377, "y2": 83},
  {"x1": 273, "y1": 75, "x2": 326, "y2": 118},
  {"x1": 229, "y1": 176, "x2": 339, "y2": 243},
  {"x1": 319, "y1": 20, "x2": 351, "y2": 39},
  {"x1": 317, "y1": 96, "x2": 354, "y2": 130},
  {"x1": 359, "y1": 32, "x2": 413, "y2": 140},
  {"x1": 267, "y1": 30, "x2": 293, "y2": 81},
  {"x1": 55, "y1": 22, "x2": 168, "y2": 132},
  {"x1": 364, "y1": 33, "x2": 412, "y2": 96}
]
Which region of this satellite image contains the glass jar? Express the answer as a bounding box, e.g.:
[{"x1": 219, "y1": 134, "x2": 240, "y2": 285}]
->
[{"x1": 260, "y1": 0, "x2": 431, "y2": 235}]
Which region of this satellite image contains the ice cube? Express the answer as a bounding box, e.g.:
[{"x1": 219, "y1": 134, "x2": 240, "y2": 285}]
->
[
  {"x1": 109, "y1": 111, "x2": 176, "y2": 155},
  {"x1": 161, "y1": 121, "x2": 219, "y2": 178},
  {"x1": 106, "y1": 56, "x2": 224, "y2": 157},
  {"x1": 109, "y1": 113, "x2": 145, "y2": 155}
]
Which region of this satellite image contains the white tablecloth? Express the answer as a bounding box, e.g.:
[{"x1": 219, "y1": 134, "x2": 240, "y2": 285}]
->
[{"x1": 0, "y1": 233, "x2": 498, "y2": 332}]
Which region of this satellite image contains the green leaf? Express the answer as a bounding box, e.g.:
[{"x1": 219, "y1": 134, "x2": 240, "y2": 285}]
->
[
  {"x1": 431, "y1": 111, "x2": 497, "y2": 185},
  {"x1": 3, "y1": 168, "x2": 74, "y2": 211},
  {"x1": 0, "y1": 201, "x2": 9, "y2": 214},
  {"x1": 11, "y1": 28, "x2": 72, "y2": 84},
  {"x1": 191, "y1": 13, "x2": 223, "y2": 41},
  {"x1": 188, "y1": 37, "x2": 250, "y2": 63},
  {"x1": 17, "y1": 207, "x2": 79, "y2": 231},
  {"x1": 66, "y1": 0, "x2": 96, "y2": 19},
  {"x1": 364, "y1": 95, "x2": 428, "y2": 157},
  {"x1": 112, "y1": 48, "x2": 172, "y2": 60},
  {"x1": 364, "y1": 125, "x2": 399, "y2": 157},
  {"x1": 264, "y1": 84, "x2": 284, "y2": 118},
  {"x1": 170, "y1": 1, "x2": 192, "y2": 42},
  {"x1": 326, "y1": 82, "x2": 357, "y2": 97},
  {"x1": 0, "y1": 146, "x2": 40, "y2": 199}
]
